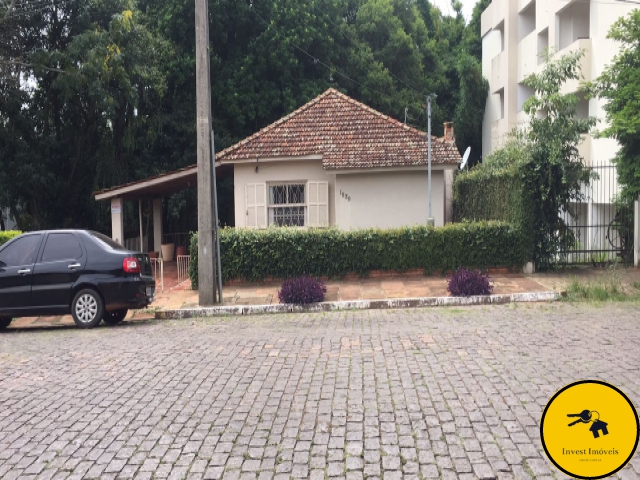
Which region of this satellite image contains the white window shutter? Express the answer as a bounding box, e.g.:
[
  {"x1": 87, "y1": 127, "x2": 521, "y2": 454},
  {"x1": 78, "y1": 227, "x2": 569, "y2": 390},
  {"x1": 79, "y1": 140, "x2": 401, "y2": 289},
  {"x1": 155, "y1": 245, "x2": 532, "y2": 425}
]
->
[
  {"x1": 307, "y1": 181, "x2": 329, "y2": 227},
  {"x1": 245, "y1": 183, "x2": 267, "y2": 228}
]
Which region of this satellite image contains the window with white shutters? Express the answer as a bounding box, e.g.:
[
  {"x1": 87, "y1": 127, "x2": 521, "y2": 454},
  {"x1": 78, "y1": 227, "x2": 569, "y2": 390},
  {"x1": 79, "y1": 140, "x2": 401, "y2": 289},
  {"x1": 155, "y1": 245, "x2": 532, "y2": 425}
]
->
[
  {"x1": 268, "y1": 183, "x2": 306, "y2": 226},
  {"x1": 307, "y1": 181, "x2": 329, "y2": 227},
  {"x1": 245, "y1": 183, "x2": 267, "y2": 228}
]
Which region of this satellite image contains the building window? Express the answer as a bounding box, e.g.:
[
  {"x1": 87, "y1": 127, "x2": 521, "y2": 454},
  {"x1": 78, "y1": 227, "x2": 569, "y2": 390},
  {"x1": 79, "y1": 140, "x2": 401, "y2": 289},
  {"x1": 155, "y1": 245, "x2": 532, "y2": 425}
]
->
[
  {"x1": 268, "y1": 183, "x2": 306, "y2": 226},
  {"x1": 537, "y1": 28, "x2": 549, "y2": 65},
  {"x1": 518, "y1": 1, "x2": 536, "y2": 42}
]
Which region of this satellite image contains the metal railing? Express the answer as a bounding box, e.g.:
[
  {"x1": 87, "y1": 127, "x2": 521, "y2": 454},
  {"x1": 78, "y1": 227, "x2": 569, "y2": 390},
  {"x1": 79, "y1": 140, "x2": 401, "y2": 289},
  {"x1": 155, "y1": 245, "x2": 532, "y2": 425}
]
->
[
  {"x1": 177, "y1": 255, "x2": 191, "y2": 286},
  {"x1": 558, "y1": 162, "x2": 634, "y2": 265},
  {"x1": 150, "y1": 258, "x2": 164, "y2": 292},
  {"x1": 162, "y1": 232, "x2": 191, "y2": 248}
]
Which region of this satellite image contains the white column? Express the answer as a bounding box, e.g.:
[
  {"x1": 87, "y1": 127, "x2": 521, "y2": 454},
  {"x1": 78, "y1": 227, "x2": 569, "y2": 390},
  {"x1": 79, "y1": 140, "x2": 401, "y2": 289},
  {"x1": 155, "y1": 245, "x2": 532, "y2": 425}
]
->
[
  {"x1": 153, "y1": 198, "x2": 163, "y2": 254},
  {"x1": 634, "y1": 198, "x2": 639, "y2": 267},
  {"x1": 111, "y1": 198, "x2": 124, "y2": 245}
]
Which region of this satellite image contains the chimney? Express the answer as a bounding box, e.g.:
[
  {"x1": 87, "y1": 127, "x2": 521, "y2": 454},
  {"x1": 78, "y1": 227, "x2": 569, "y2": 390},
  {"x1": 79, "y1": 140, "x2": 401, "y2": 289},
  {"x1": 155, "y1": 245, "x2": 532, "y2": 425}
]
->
[{"x1": 443, "y1": 122, "x2": 455, "y2": 144}]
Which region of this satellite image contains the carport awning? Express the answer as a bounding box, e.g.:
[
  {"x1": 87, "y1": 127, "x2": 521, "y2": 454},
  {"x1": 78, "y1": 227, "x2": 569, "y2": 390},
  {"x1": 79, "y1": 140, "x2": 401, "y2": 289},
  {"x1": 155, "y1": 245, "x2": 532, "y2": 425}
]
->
[{"x1": 94, "y1": 165, "x2": 198, "y2": 201}]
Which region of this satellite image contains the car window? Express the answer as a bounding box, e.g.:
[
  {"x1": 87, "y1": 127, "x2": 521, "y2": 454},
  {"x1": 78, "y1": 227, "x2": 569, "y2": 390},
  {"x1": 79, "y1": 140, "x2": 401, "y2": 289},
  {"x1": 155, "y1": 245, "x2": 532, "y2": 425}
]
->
[
  {"x1": 41, "y1": 233, "x2": 83, "y2": 262},
  {"x1": 0, "y1": 235, "x2": 41, "y2": 267},
  {"x1": 88, "y1": 231, "x2": 128, "y2": 251}
]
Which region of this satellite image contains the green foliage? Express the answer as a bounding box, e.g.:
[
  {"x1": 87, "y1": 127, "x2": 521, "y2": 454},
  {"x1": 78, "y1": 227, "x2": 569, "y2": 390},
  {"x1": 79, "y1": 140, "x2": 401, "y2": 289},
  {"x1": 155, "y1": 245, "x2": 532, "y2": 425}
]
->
[
  {"x1": 188, "y1": 231, "x2": 198, "y2": 289},
  {"x1": 564, "y1": 268, "x2": 640, "y2": 303},
  {"x1": 592, "y1": 9, "x2": 640, "y2": 201},
  {"x1": 461, "y1": 0, "x2": 491, "y2": 61},
  {"x1": 454, "y1": 53, "x2": 488, "y2": 167},
  {"x1": 1, "y1": 0, "x2": 489, "y2": 231},
  {"x1": 521, "y1": 49, "x2": 597, "y2": 269},
  {"x1": 189, "y1": 222, "x2": 529, "y2": 285},
  {"x1": 453, "y1": 159, "x2": 535, "y2": 258},
  {"x1": 454, "y1": 49, "x2": 597, "y2": 271},
  {"x1": 0, "y1": 231, "x2": 21, "y2": 246}
]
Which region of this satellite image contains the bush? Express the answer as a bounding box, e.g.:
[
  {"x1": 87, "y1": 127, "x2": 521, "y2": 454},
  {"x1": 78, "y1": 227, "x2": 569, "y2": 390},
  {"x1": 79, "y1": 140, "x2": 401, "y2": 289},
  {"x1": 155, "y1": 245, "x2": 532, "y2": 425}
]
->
[
  {"x1": 189, "y1": 222, "x2": 529, "y2": 286},
  {"x1": 0, "y1": 231, "x2": 21, "y2": 246},
  {"x1": 278, "y1": 276, "x2": 327, "y2": 305},
  {"x1": 447, "y1": 267, "x2": 493, "y2": 297}
]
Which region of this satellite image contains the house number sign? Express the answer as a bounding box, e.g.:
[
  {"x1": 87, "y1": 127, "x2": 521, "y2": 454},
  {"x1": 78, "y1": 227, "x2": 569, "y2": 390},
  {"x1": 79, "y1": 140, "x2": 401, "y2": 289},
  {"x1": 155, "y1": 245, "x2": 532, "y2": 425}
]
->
[{"x1": 340, "y1": 190, "x2": 351, "y2": 202}]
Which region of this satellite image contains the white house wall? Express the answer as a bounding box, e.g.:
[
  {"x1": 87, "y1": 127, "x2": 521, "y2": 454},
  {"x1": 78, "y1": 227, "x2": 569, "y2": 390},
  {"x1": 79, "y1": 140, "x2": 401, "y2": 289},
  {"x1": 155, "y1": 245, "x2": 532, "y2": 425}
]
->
[
  {"x1": 334, "y1": 170, "x2": 446, "y2": 229},
  {"x1": 233, "y1": 160, "x2": 336, "y2": 228}
]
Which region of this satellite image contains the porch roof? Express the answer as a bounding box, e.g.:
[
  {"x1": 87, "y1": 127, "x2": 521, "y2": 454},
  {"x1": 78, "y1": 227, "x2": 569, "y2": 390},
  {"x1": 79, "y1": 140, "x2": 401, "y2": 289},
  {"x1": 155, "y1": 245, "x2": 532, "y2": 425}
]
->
[{"x1": 94, "y1": 165, "x2": 198, "y2": 201}]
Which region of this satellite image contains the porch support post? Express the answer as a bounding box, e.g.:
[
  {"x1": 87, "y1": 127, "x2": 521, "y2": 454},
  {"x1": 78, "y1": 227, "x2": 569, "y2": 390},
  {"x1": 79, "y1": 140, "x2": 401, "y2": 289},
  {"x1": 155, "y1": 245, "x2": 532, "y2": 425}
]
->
[
  {"x1": 634, "y1": 197, "x2": 639, "y2": 267},
  {"x1": 139, "y1": 200, "x2": 144, "y2": 252},
  {"x1": 111, "y1": 198, "x2": 124, "y2": 245},
  {"x1": 153, "y1": 198, "x2": 163, "y2": 254}
]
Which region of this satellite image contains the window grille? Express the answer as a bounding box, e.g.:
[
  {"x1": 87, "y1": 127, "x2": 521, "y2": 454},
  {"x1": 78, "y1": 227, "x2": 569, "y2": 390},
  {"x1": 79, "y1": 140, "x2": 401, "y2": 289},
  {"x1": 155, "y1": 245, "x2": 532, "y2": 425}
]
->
[{"x1": 268, "y1": 183, "x2": 306, "y2": 226}]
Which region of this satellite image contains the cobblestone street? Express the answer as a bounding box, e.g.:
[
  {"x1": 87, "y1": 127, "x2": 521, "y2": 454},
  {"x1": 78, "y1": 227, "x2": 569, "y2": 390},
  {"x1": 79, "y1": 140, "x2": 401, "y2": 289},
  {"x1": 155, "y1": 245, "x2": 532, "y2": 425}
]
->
[{"x1": 1, "y1": 303, "x2": 639, "y2": 480}]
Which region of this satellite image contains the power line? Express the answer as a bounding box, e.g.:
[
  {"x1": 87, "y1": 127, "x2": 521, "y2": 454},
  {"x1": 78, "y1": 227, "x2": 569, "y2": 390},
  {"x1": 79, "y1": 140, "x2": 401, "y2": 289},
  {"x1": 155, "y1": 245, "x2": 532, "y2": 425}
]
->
[
  {"x1": 312, "y1": 4, "x2": 424, "y2": 96},
  {"x1": 249, "y1": 6, "x2": 427, "y2": 119}
]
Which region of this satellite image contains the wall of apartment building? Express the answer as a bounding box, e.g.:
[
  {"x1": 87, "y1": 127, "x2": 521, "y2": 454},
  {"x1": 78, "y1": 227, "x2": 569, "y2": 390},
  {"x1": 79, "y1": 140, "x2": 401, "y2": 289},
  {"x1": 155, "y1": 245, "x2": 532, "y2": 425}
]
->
[{"x1": 481, "y1": 0, "x2": 634, "y2": 198}]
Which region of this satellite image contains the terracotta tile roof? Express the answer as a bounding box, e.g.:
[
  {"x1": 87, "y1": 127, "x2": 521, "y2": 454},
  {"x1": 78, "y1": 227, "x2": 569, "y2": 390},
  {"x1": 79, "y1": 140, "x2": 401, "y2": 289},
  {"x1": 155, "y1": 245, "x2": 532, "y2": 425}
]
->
[
  {"x1": 94, "y1": 89, "x2": 460, "y2": 199},
  {"x1": 217, "y1": 88, "x2": 461, "y2": 169}
]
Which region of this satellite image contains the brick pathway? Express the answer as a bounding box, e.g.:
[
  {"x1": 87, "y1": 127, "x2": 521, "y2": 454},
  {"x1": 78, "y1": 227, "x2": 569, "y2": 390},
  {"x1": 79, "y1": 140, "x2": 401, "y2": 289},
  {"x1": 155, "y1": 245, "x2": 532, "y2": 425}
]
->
[{"x1": 1, "y1": 303, "x2": 639, "y2": 479}]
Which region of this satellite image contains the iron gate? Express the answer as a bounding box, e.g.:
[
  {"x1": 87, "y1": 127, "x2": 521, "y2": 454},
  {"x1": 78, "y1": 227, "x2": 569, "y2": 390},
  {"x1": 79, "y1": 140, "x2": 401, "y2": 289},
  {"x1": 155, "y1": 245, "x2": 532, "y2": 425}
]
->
[{"x1": 558, "y1": 161, "x2": 634, "y2": 265}]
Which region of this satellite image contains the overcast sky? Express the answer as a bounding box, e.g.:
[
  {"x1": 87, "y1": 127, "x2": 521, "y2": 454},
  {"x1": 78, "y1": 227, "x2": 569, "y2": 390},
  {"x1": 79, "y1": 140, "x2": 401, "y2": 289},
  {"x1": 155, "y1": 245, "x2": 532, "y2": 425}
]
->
[{"x1": 430, "y1": 0, "x2": 479, "y2": 23}]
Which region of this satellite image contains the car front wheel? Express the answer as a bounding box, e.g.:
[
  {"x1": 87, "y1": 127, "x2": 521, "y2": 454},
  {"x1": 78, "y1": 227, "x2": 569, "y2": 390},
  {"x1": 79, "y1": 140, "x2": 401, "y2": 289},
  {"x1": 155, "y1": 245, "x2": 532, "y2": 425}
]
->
[
  {"x1": 103, "y1": 309, "x2": 128, "y2": 326},
  {"x1": 71, "y1": 289, "x2": 104, "y2": 329},
  {"x1": 0, "y1": 318, "x2": 12, "y2": 330}
]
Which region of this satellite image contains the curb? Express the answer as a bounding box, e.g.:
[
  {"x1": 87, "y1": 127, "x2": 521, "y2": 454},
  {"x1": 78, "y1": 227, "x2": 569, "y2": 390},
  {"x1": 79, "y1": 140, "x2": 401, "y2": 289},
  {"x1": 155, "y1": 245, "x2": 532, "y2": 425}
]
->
[{"x1": 155, "y1": 291, "x2": 560, "y2": 320}]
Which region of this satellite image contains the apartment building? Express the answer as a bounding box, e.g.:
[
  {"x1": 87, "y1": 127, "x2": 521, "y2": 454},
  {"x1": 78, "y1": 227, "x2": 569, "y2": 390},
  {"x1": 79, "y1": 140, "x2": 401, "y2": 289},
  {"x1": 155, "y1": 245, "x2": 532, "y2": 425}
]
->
[{"x1": 481, "y1": 0, "x2": 636, "y2": 258}]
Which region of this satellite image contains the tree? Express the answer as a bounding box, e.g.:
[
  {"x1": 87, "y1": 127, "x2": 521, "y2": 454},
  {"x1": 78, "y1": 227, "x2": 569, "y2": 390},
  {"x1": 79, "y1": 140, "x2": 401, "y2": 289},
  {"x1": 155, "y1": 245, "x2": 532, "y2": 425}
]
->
[
  {"x1": 522, "y1": 50, "x2": 597, "y2": 269},
  {"x1": 0, "y1": 0, "x2": 480, "y2": 231},
  {"x1": 453, "y1": 53, "x2": 487, "y2": 166},
  {"x1": 462, "y1": 0, "x2": 491, "y2": 61},
  {"x1": 592, "y1": 9, "x2": 640, "y2": 202},
  {"x1": 0, "y1": 1, "x2": 170, "y2": 229}
]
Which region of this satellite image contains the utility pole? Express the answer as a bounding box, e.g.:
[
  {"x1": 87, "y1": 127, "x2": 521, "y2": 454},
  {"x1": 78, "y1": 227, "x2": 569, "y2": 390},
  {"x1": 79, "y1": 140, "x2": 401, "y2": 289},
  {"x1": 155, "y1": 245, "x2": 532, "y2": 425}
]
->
[
  {"x1": 426, "y1": 95, "x2": 436, "y2": 226},
  {"x1": 195, "y1": 0, "x2": 219, "y2": 305}
]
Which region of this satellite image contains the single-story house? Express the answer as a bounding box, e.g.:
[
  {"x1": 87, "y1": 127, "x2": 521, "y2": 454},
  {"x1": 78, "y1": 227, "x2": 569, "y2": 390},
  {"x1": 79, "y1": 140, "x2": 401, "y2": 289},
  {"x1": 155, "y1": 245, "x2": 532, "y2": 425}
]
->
[{"x1": 95, "y1": 89, "x2": 461, "y2": 248}]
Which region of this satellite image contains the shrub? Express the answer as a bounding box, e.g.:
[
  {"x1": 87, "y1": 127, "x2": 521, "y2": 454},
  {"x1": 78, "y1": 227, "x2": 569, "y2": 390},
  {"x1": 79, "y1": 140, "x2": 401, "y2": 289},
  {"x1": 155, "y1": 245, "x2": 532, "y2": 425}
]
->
[
  {"x1": 447, "y1": 267, "x2": 493, "y2": 297},
  {"x1": 278, "y1": 276, "x2": 327, "y2": 305},
  {"x1": 0, "y1": 231, "x2": 21, "y2": 246},
  {"x1": 189, "y1": 222, "x2": 529, "y2": 286}
]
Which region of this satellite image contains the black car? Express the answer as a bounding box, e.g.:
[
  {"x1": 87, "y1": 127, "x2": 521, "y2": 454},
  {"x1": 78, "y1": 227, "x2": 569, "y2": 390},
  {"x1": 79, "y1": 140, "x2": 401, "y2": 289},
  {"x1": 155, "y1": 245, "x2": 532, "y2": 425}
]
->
[{"x1": 0, "y1": 230, "x2": 155, "y2": 329}]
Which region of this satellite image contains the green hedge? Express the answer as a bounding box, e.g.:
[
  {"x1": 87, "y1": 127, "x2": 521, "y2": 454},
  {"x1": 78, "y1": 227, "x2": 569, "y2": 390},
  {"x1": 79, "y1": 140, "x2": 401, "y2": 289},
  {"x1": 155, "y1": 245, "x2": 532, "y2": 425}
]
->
[
  {"x1": 189, "y1": 222, "x2": 529, "y2": 287},
  {"x1": 454, "y1": 166, "x2": 536, "y2": 258},
  {"x1": 0, "y1": 231, "x2": 21, "y2": 246}
]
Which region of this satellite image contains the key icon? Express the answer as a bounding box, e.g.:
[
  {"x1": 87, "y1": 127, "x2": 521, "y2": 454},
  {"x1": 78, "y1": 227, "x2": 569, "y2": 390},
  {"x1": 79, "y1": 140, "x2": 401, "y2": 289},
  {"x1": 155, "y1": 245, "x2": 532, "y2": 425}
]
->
[{"x1": 567, "y1": 409, "x2": 592, "y2": 426}]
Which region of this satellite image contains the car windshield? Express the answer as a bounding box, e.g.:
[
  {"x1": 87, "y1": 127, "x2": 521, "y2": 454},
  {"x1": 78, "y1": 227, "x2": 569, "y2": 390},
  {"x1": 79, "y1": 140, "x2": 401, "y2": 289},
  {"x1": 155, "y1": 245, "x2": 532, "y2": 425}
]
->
[{"x1": 88, "y1": 231, "x2": 129, "y2": 251}]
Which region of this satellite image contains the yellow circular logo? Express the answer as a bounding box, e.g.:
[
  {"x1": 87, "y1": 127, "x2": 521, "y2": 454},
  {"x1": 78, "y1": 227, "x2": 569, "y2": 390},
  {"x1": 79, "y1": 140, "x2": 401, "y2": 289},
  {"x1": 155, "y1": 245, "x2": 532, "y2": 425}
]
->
[{"x1": 540, "y1": 380, "x2": 639, "y2": 479}]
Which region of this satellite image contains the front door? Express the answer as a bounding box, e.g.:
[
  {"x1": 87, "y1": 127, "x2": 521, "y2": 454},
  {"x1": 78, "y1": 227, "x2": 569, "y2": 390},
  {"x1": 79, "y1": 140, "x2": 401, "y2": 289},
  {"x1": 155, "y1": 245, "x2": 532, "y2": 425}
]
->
[
  {"x1": 31, "y1": 232, "x2": 86, "y2": 309},
  {"x1": 0, "y1": 234, "x2": 44, "y2": 313}
]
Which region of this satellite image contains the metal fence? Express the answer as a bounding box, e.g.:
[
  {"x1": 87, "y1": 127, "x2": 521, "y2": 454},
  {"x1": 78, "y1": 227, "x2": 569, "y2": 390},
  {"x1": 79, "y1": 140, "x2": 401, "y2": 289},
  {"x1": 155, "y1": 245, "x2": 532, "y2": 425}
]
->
[
  {"x1": 150, "y1": 258, "x2": 164, "y2": 292},
  {"x1": 177, "y1": 255, "x2": 191, "y2": 286},
  {"x1": 162, "y1": 232, "x2": 191, "y2": 248},
  {"x1": 558, "y1": 162, "x2": 634, "y2": 265}
]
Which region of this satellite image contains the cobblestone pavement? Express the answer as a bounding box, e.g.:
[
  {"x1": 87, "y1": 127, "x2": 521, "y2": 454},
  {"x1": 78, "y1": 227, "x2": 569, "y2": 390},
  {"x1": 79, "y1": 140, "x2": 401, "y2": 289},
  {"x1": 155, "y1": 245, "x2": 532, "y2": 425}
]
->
[{"x1": 1, "y1": 303, "x2": 639, "y2": 480}]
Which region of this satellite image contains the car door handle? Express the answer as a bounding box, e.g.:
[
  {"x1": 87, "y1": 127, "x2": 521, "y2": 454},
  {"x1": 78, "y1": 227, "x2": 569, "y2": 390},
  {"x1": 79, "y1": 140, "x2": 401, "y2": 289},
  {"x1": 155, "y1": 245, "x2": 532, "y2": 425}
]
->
[
  {"x1": 68, "y1": 263, "x2": 82, "y2": 269},
  {"x1": 18, "y1": 269, "x2": 31, "y2": 275}
]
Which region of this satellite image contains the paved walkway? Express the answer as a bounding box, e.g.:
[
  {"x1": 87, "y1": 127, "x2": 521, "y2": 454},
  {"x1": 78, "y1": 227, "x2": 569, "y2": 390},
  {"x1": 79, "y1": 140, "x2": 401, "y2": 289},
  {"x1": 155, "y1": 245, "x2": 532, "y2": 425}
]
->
[
  {"x1": 1, "y1": 304, "x2": 639, "y2": 479},
  {"x1": 9, "y1": 267, "x2": 640, "y2": 329},
  {"x1": 10, "y1": 273, "x2": 550, "y2": 329}
]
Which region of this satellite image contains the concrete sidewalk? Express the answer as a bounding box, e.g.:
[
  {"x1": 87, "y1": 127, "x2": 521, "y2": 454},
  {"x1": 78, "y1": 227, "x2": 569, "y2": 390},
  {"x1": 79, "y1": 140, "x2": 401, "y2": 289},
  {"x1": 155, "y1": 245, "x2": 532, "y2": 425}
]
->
[
  {"x1": 9, "y1": 273, "x2": 551, "y2": 329},
  {"x1": 10, "y1": 267, "x2": 640, "y2": 328}
]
